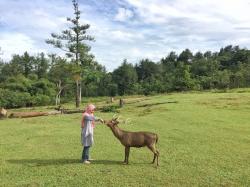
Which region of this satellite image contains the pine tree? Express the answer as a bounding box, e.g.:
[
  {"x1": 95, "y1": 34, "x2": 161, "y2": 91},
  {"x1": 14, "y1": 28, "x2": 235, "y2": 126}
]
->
[{"x1": 46, "y1": 0, "x2": 94, "y2": 108}]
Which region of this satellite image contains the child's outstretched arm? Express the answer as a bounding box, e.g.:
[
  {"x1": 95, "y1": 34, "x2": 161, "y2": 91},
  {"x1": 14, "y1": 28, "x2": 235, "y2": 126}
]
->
[{"x1": 94, "y1": 117, "x2": 104, "y2": 123}]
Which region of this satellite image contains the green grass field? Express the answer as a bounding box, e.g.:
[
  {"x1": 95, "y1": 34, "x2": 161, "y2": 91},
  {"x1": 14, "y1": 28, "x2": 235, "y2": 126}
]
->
[{"x1": 1, "y1": 91, "x2": 250, "y2": 186}]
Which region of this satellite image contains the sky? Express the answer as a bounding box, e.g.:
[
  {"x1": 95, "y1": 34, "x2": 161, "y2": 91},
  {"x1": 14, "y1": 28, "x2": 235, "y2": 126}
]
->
[{"x1": 0, "y1": 0, "x2": 250, "y2": 71}]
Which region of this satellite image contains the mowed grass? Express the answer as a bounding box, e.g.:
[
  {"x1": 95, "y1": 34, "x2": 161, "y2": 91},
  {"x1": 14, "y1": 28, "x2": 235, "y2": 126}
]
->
[{"x1": 0, "y1": 91, "x2": 250, "y2": 186}]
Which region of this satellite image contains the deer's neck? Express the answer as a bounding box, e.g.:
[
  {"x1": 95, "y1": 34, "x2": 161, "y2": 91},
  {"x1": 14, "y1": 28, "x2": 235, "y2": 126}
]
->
[{"x1": 110, "y1": 126, "x2": 123, "y2": 140}]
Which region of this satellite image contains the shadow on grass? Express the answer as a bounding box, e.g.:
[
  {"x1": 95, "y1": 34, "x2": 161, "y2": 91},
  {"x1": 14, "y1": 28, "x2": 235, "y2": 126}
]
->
[
  {"x1": 91, "y1": 160, "x2": 123, "y2": 165},
  {"x1": 94, "y1": 159, "x2": 155, "y2": 166},
  {"x1": 7, "y1": 159, "x2": 80, "y2": 166},
  {"x1": 7, "y1": 159, "x2": 123, "y2": 166}
]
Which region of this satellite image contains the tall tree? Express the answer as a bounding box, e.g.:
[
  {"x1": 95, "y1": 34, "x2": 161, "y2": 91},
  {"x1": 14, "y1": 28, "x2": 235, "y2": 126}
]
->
[
  {"x1": 46, "y1": 0, "x2": 94, "y2": 108},
  {"x1": 2, "y1": 52, "x2": 34, "y2": 79},
  {"x1": 136, "y1": 59, "x2": 160, "y2": 81},
  {"x1": 178, "y1": 49, "x2": 193, "y2": 63},
  {"x1": 34, "y1": 53, "x2": 49, "y2": 79},
  {"x1": 112, "y1": 59, "x2": 138, "y2": 95},
  {"x1": 173, "y1": 62, "x2": 195, "y2": 91}
]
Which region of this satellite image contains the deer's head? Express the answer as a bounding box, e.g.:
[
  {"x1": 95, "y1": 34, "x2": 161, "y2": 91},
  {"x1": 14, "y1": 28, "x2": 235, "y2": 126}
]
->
[{"x1": 104, "y1": 117, "x2": 119, "y2": 128}]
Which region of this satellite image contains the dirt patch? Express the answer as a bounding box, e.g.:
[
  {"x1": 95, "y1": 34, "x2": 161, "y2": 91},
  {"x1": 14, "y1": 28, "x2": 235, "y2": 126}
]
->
[
  {"x1": 137, "y1": 101, "x2": 178, "y2": 108},
  {"x1": 125, "y1": 98, "x2": 149, "y2": 105},
  {"x1": 218, "y1": 97, "x2": 238, "y2": 100},
  {"x1": 137, "y1": 106, "x2": 169, "y2": 116}
]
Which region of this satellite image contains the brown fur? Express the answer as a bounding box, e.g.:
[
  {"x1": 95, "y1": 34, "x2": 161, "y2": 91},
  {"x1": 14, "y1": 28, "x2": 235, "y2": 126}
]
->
[{"x1": 105, "y1": 118, "x2": 159, "y2": 166}]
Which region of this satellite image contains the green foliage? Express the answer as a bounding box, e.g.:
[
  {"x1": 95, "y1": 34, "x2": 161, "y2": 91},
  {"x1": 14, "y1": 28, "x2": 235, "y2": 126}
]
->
[
  {"x1": 106, "y1": 83, "x2": 118, "y2": 97},
  {"x1": 173, "y1": 62, "x2": 195, "y2": 91},
  {"x1": 100, "y1": 105, "x2": 120, "y2": 113},
  {"x1": 178, "y1": 48, "x2": 193, "y2": 63},
  {"x1": 112, "y1": 60, "x2": 138, "y2": 95},
  {"x1": 30, "y1": 78, "x2": 56, "y2": 96},
  {"x1": 136, "y1": 58, "x2": 160, "y2": 81},
  {"x1": 1, "y1": 45, "x2": 250, "y2": 108},
  {"x1": 0, "y1": 88, "x2": 31, "y2": 108},
  {"x1": 141, "y1": 78, "x2": 164, "y2": 95},
  {"x1": 0, "y1": 66, "x2": 55, "y2": 108},
  {"x1": 34, "y1": 53, "x2": 49, "y2": 79},
  {"x1": 215, "y1": 70, "x2": 231, "y2": 89},
  {"x1": 32, "y1": 94, "x2": 51, "y2": 106},
  {"x1": 1, "y1": 75, "x2": 32, "y2": 92}
]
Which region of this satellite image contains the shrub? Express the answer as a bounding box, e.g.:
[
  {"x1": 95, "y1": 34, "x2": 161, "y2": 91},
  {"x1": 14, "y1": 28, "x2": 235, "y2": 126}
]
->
[
  {"x1": 0, "y1": 88, "x2": 31, "y2": 108},
  {"x1": 100, "y1": 105, "x2": 120, "y2": 113},
  {"x1": 32, "y1": 94, "x2": 51, "y2": 106}
]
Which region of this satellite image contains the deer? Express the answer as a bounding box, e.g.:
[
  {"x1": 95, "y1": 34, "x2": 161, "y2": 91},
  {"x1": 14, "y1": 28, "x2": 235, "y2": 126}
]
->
[{"x1": 104, "y1": 118, "x2": 159, "y2": 166}]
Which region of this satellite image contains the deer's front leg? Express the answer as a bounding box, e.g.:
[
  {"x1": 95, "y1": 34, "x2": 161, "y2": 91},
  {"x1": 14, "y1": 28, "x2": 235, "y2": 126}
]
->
[
  {"x1": 124, "y1": 146, "x2": 130, "y2": 164},
  {"x1": 123, "y1": 146, "x2": 126, "y2": 163}
]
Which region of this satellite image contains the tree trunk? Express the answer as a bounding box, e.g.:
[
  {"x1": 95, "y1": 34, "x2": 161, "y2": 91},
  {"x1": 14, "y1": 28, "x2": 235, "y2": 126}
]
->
[
  {"x1": 110, "y1": 97, "x2": 114, "y2": 103},
  {"x1": 56, "y1": 94, "x2": 61, "y2": 106},
  {"x1": 56, "y1": 95, "x2": 59, "y2": 106},
  {"x1": 76, "y1": 80, "x2": 80, "y2": 108},
  {"x1": 79, "y1": 80, "x2": 82, "y2": 104},
  {"x1": 56, "y1": 80, "x2": 63, "y2": 106},
  {"x1": 9, "y1": 111, "x2": 61, "y2": 118},
  {"x1": 75, "y1": 5, "x2": 80, "y2": 108}
]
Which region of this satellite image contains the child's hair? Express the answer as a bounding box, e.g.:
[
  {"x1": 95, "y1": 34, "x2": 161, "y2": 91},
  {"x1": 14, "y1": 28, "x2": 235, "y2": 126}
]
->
[{"x1": 85, "y1": 104, "x2": 96, "y2": 113}]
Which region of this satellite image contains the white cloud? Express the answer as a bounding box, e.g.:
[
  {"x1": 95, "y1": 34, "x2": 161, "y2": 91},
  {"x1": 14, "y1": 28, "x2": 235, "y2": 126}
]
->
[
  {"x1": 1, "y1": 0, "x2": 250, "y2": 71},
  {"x1": 88, "y1": 0, "x2": 250, "y2": 70},
  {"x1": 125, "y1": 0, "x2": 250, "y2": 25},
  {"x1": 0, "y1": 32, "x2": 47, "y2": 61},
  {"x1": 110, "y1": 30, "x2": 144, "y2": 42},
  {"x1": 1, "y1": 5, "x2": 69, "y2": 33},
  {"x1": 114, "y1": 7, "x2": 134, "y2": 21}
]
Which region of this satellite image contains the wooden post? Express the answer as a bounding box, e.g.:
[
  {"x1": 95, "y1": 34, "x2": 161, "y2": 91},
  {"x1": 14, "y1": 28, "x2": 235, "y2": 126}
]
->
[{"x1": 119, "y1": 98, "x2": 124, "y2": 107}]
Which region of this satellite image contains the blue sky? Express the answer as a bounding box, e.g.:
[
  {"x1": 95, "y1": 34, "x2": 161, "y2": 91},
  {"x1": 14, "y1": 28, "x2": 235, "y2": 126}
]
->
[{"x1": 0, "y1": 0, "x2": 250, "y2": 71}]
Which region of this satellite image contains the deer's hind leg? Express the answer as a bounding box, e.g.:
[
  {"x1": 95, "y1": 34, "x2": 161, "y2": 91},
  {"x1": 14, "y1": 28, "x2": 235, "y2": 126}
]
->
[
  {"x1": 156, "y1": 150, "x2": 159, "y2": 166},
  {"x1": 147, "y1": 144, "x2": 159, "y2": 166}
]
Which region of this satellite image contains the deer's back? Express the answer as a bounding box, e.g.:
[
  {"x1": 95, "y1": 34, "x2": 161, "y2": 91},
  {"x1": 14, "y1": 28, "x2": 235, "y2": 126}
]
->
[{"x1": 121, "y1": 131, "x2": 157, "y2": 147}]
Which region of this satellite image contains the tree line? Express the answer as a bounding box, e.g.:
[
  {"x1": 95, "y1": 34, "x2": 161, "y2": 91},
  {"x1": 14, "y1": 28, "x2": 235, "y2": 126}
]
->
[{"x1": 0, "y1": 45, "x2": 250, "y2": 108}]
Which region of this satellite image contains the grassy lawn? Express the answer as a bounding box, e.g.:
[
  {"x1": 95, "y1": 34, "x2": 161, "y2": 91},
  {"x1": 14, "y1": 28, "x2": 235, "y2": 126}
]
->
[{"x1": 1, "y1": 91, "x2": 250, "y2": 186}]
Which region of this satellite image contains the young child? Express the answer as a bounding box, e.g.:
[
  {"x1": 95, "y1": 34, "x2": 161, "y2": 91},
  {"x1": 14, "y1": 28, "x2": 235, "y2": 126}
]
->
[{"x1": 81, "y1": 104, "x2": 103, "y2": 164}]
